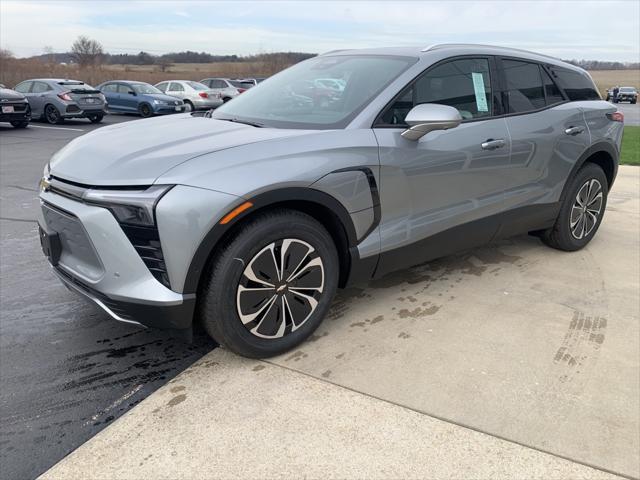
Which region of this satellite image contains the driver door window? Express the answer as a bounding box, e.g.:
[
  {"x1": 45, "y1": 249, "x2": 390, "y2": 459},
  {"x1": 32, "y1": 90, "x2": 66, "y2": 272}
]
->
[{"x1": 378, "y1": 57, "x2": 494, "y2": 125}]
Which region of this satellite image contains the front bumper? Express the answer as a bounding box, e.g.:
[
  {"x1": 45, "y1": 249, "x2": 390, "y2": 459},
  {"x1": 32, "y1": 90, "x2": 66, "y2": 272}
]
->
[
  {"x1": 153, "y1": 104, "x2": 187, "y2": 114},
  {"x1": 38, "y1": 189, "x2": 195, "y2": 331}
]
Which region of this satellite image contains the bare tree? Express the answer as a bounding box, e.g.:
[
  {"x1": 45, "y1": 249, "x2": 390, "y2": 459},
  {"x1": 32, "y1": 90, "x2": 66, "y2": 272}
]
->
[
  {"x1": 0, "y1": 48, "x2": 14, "y2": 60},
  {"x1": 70, "y1": 35, "x2": 104, "y2": 68}
]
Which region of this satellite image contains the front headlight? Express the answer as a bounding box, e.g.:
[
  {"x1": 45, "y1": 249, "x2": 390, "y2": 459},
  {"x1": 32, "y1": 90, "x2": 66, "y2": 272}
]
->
[{"x1": 83, "y1": 185, "x2": 173, "y2": 227}]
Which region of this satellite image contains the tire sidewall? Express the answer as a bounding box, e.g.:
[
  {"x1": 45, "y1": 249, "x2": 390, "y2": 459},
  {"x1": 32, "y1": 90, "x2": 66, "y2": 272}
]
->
[
  {"x1": 202, "y1": 212, "x2": 339, "y2": 357},
  {"x1": 139, "y1": 103, "x2": 153, "y2": 117},
  {"x1": 45, "y1": 105, "x2": 61, "y2": 124},
  {"x1": 556, "y1": 164, "x2": 608, "y2": 250}
]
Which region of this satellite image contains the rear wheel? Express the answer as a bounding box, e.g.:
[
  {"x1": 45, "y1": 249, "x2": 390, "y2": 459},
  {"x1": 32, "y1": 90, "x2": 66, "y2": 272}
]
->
[
  {"x1": 87, "y1": 113, "x2": 104, "y2": 124},
  {"x1": 542, "y1": 163, "x2": 608, "y2": 251},
  {"x1": 184, "y1": 100, "x2": 194, "y2": 112},
  {"x1": 138, "y1": 103, "x2": 153, "y2": 118},
  {"x1": 44, "y1": 104, "x2": 63, "y2": 124},
  {"x1": 222, "y1": 97, "x2": 231, "y2": 103},
  {"x1": 10, "y1": 120, "x2": 29, "y2": 128},
  {"x1": 199, "y1": 209, "x2": 339, "y2": 358}
]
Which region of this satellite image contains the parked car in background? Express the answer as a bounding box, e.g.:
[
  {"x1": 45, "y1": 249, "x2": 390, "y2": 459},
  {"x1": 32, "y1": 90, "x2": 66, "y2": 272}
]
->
[
  {"x1": 154, "y1": 80, "x2": 223, "y2": 111},
  {"x1": 0, "y1": 83, "x2": 31, "y2": 128},
  {"x1": 199, "y1": 78, "x2": 250, "y2": 102},
  {"x1": 236, "y1": 78, "x2": 266, "y2": 86},
  {"x1": 13, "y1": 79, "x2": 107, "y2": 124},
  {"x1": 37, "y1": 45, "x2": 623, "y2": 358},
  {"x1": 615, "y1": 86, "x2": 637, "y2": 104},
  {"x1": 97, "y1": 81, "x2": 186, "y2": 117}
]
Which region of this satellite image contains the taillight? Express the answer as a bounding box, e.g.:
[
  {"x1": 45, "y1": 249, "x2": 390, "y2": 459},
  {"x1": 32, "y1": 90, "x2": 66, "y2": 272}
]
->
[
  {"x1": 607, "y1": 111, "x2": 624, "y2": 123},
  {"x1": 57, "y1": 92, "x2": 72, "y2": 101},
  {"x1": 198, "y1": 92, "x2": 208, "y2": 98},
  {"x1": 237, "y1": 88, "x2": 246, "y2": 94}
]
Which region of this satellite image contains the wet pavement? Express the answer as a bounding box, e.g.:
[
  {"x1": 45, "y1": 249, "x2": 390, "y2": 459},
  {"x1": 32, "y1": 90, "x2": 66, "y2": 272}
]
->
[{"x1": 0, "y1": 117, "x2": 216, "y2": 480}]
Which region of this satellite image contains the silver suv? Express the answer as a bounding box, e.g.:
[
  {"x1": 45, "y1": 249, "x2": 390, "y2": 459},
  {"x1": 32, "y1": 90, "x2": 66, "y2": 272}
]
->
[{"x1": 38, "y1": 45, "x2": 623, "y2": 357}]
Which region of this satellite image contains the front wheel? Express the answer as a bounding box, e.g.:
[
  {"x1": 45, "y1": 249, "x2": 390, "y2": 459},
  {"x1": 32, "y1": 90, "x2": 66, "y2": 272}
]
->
[
  {"x1": 542, "y1": 163, "x2": 608, "y2": 251},
  {"x1": 138, "y1": 103, "x2": 153, "y2": 118},
  {"x1": 199, "y1": 209, "x2": 339, "y2": 358}
]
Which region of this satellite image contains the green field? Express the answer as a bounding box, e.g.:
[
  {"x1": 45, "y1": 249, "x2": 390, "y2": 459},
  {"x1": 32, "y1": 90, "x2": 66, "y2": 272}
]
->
[{"x1": 621, "y1": 126, "x2": 639, "y2": 166}]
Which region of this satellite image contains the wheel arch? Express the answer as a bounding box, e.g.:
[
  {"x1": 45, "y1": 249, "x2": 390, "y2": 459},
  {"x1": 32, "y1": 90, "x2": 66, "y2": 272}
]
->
[
  {"x1": 561, "y1": 141, "x2": 618, "y2": 203},
  {"x1": 183, "y1": 187, "x2": 359, "y2": 295}
]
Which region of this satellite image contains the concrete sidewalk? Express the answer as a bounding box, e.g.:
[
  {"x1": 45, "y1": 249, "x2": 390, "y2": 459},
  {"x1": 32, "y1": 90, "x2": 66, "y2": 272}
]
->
[
  {"x1": 41, "y1": 167, "x2": 639, "y2": 480},
  {"x1": 41, "y1": 349, "x2": 621, "y2": 480}
]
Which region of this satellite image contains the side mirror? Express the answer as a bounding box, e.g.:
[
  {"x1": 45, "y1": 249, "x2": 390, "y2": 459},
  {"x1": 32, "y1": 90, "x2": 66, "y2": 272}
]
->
[
  {"x1": 128, "y1": 90, "x2": 136, "y2": 96},
  {"x1": 401, "y1": 104, "x2": 463, "y2": 141}
]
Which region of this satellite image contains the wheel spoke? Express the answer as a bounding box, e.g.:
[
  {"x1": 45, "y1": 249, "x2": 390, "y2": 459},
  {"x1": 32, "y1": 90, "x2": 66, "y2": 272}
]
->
[
  {"x1": 238, "y1": 294, "x2": 277, "y2": 325},
  {"x1": 587, "y1": 180, "x2": 601, "y2": 205},
  {"x1": 282, "y1": 239, "x2": 313, "y2": 282},
  {"x1": 570, "y1": 206, "x2": 583, "y2": 227}
]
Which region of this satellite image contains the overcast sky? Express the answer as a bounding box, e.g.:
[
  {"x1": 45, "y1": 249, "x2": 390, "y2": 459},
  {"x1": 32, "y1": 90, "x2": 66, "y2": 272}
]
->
[{"x1": 1, "y1": 0, "x2": 639, "y2": 61}]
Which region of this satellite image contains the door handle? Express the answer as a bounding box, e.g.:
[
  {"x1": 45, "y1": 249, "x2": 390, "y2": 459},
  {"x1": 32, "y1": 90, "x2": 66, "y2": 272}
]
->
[
  {"x1": 565, "y1": 126, "x2": 585, "y2": 136},
  {"x1": 481, "y1": 139, "x2": 506, "y2": 150}
]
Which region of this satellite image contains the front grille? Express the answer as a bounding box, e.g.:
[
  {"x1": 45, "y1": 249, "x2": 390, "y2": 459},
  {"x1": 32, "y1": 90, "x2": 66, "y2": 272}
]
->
[{"x1": 120, "y1": 224, "x2": 171, "y2": 288}]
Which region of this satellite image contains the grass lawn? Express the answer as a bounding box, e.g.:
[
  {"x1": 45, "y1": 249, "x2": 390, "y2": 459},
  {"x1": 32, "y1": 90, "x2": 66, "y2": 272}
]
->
[{"x1": 621, "y1": 126, "x2": 639, "y2": 166}]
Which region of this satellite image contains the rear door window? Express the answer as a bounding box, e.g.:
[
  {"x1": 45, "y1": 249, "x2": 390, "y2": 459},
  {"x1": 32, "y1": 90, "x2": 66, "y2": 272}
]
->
[
  {"x1": 169, "y1": 82, "x2": 184, "y2": 92},
  {"x1": 541, "y1": 68, "x2": 565, "y2": 105},
  {"x1": 502, "y1": 59, "x2": 546, "y2": 113},
  {"x1": 156, "y1": 82, "x2": 168, "y2": 92},
  {"x1": 101, "y1": 83, "x2": 118, "y2": 93},
  {"x1": 377, "y1": 57, "x2": 493, "y2": 125}
]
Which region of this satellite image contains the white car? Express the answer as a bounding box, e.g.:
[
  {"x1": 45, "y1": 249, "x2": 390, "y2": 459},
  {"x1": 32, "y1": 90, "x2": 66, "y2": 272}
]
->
[
  {"x1": 155, "y1": 80, "x2": 223, "y2": 111},
  {"x1": 199, "y1": 78, "x2": 251, "y2": 103}
]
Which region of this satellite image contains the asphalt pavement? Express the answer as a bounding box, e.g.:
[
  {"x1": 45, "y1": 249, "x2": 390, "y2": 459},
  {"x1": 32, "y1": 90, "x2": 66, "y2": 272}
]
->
[{"x1": 0, "y1": 116, "x2": 216, "y2": 480}]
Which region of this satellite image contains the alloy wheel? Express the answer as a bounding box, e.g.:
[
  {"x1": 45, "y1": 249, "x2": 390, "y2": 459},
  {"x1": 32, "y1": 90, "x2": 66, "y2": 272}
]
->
[
  {"x1": 45, "y1": 105, "x2": 60, "y2": 124},
  {"x1": 236, "y1": 239, "x2": 324, "y2": 339},
  {"x1": 570, "y1": 178, "x2": 603, "y2": 240}
]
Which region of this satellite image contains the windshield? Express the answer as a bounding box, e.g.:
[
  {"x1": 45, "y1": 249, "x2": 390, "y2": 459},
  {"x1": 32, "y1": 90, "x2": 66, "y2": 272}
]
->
[
  {"x1": 214, "y1": 55, "x2": 415, "y2": 129},
  {"x1": 131, "y1": 83, "x2": 163, "y2": 94},
  {"x1": 187, "y1": 81, "x2": 208, "y2": 91}
]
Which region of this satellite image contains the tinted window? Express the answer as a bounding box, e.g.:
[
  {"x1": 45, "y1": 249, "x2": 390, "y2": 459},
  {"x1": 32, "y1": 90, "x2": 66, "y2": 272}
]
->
[
  {"x1": 541, "y1": 68, "x2": 564, "y2": 105},
  {"x1": 502, "y1": 60, "x2": 545, "y2": 113},
  {"x1": 14, "y1": 81, "x2": 32, "y2": 93},
  {"x1": 31, "y1": 82, "x2": 52, "y2": 94},
  {"x1": 378, "y1": 57, "x2": 492, "y2": 125},
  {"x1": 169, "y1": 82, "x2": 184, "y2": 92},
  {"x1": 550, "y1": 67, "x2": 600, "y2": 101}
]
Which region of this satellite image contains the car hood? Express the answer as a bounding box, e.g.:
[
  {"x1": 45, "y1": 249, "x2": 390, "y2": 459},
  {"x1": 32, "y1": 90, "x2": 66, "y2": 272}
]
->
[
  {"x1": 0, "y1": 88, "x2": 26, "y2": 101},
  {"x1": 48, "y1": 114, "x2": 311, "y2": 186}
]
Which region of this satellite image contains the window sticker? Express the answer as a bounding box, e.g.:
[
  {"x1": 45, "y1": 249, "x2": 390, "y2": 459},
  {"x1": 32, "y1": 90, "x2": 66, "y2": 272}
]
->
[{"x1": 472, "y1": 72, "x2": 489, "y2": 112}]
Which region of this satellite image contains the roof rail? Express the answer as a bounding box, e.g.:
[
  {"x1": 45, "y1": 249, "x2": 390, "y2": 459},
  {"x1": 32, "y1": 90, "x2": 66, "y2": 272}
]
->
[{"x1": 420, "y1": 43, "x2": 562, "y2": 61}]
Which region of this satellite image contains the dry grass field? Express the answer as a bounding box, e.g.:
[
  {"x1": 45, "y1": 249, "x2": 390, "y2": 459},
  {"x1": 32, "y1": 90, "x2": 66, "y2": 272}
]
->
[
  {"x1": 0, "y1": 55, "x2": 637, "y2": 97},
  {"x1": 590, "y1": 70, "x2": 640, "y2": 95}
]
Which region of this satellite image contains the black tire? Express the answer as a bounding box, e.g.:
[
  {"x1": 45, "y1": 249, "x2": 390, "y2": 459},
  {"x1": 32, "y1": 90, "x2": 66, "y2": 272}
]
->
[
  {"x1": 222, "y1": 97, "x2": 231, "y2": 103},
  {"x1": 138, "y1": 103, "x2": 153, "y2": 118},
  {"x1": 542, "y1": 163, "x2": 608, "y2": 251},
  {"x1": 10, "y1": 120, "x2": 29, "y2": 128},
  {"x1": 199, "y1": 209, "x2": 339, "y2": 358},
  {"x1": 87, "y1": 113, "x2": 104, "y2": 124},
  {"x1": 632, "y1": 100, "x2": 637, "y2": 104},
  {"x1": 44, "y1": 104, "x2": 63, "y2": 124}
]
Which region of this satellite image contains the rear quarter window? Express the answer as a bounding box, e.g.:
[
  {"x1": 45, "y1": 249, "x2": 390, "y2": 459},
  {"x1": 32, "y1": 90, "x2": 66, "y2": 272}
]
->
[{"x1": 550, "y1": 66, "x2": 600, "y2": 101}]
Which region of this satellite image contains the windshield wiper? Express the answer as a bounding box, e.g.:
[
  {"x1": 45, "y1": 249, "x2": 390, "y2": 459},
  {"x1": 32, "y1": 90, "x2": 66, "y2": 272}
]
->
[{"x1": 217, "y1": 117, "x2": 264, "y2": 128}]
